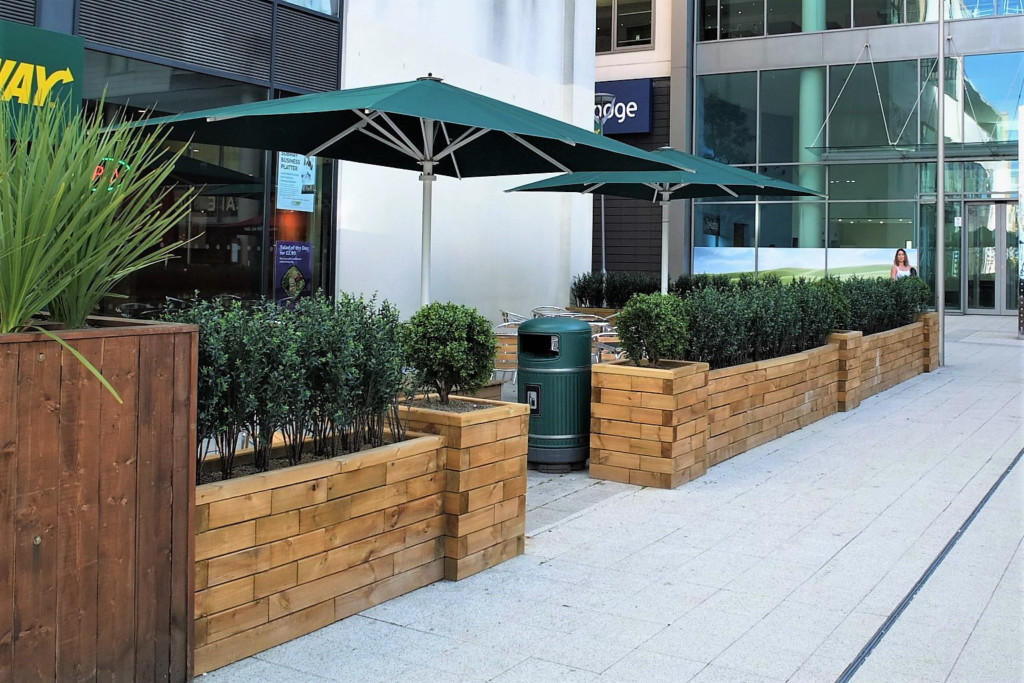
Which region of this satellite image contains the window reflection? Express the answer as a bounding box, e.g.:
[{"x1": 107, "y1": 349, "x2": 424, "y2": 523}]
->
[
  {"x1": 828, "y1": 61, "x2": 918, "y2": 148},
  {"x1": 280, "y1": 0, "x2": 338, "y2": 15},
  {"x1": 721, "y1": 0, "x2": 765, "y2": 37},
  {"x1": 697, "y1": 73, "x2": 757, "y2": 164}
]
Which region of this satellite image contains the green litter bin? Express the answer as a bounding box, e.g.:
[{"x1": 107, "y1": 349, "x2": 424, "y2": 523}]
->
[{"x1": 517, "y1": 317, "x2": 592, "y2": 472}]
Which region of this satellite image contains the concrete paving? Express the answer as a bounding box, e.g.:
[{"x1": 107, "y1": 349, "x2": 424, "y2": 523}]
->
[{"x1": 200, "y1": 315, "x2": 1023, "y2": 683}]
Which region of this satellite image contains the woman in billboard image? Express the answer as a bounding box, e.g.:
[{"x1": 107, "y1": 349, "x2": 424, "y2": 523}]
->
[{"x1": 891, "y1": 248, "x2": 915, "y2": 279}]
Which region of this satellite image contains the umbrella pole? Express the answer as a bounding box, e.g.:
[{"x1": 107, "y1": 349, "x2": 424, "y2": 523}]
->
[
  {"x1": 420, "y1": 165, "x2": 435, "y2": 307},
  {"x1": 660, "y1": 195, "x2": 671, "y2": 294}
]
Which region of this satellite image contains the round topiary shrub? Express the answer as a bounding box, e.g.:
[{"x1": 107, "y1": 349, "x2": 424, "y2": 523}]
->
[
  {"x1": 616, "y1": 293, "x2": 687, "y2": 367},
  {"x1": 401, "y1": 302, "x2": 497, "y2": 405}
]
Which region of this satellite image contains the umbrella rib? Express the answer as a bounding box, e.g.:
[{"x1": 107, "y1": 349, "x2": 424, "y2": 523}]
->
[
  {"x1": 358, "y1": 127, "x2": 425, "y2": 159},
  {"x1": 439, "y1": 122, "x2": 463, "y2": 180},
  {"x1": 505, "y1": 133, "x2": 572, "y2": 172},
  {"x1": 436, "y1": 127, "x2": 489, "y2": 161},
  {"x1": 582, "y1": 183, "x2": 606, "y2": 194},
  {"x1": 374, "y1": 112, "x2": 425, "y2": 160},
  {"x1": 715, "y1": 184, "x2": 740, "y2": 197},
  {"x1": 307, "y1": 111, "x2": 380, "y2": 156}
]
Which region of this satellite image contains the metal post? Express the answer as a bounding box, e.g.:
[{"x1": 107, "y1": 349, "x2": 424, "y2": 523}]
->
[
  {"x1": 660, "y1": 194, "x2": 671, "y2": 293},
  {"x1": 420, "y1": 165, "x2": 434, "y2": 307},
  {"x1": 600, "y1": 195, "x2": 608, "y2": 276},
  {"x1": 936, "y1": 0, "x2": 946, "y2": 365}
]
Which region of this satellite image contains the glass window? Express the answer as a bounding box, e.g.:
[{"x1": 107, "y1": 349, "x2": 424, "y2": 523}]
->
[
  {"x1": 280, "y1": 0, "x2": 339, "y2": 15},
  {"x1": 963, "y1": 52, "x2": 1024, "y2": 143},
  {"x1": 694, "y1": 205, "x2": 756, "y2": 275},
  {"x1": 700, "y1": 0, "x2": 720, "y2": 40},
  {"x1": 766, "y1": 0, "x2": 803, "y2": 34},
  {"x1": 952, "y1": 0, "x2": 996, "y2": 17},
  {"x1": 963, "y1": 160, "x2": 1019, "y2": 197},
  {"x1": 853, "y1": 0, "x2": 902, "y2": 26},
  {"x1": 721, "y1": 0, "x2": 765, "y2": 38},
  {"x1": 920, "y1": 162, "x2": 964, "y2": 195},
  {"x1": 920, "y1": 58, "x2": 961, "y2": 144},
  {"x1": 828, "y1": 202, "x2": 915, "y2": 249},
  {"x1": 906, "y1": 0, "x2": 937, "y2": 21},
  {"x1": 760, "y1": 68, "x2": 826, "y2": 163},
  {"x1": 759, "y1": 164, "x2": 826, "y2": 198},
  {"x1": 829, "y1": 60, "x2": 919, "y2": 148},
  {"x1": 825, "y1": 0, "x2": 853, "y2": 28},
  {"x1": 828, "y1": 164, "x2": 918, "y2": 200},
  {"x1": 1000, "y1": 0, "x2": 1024, "y2": 14},
  {"x1": 596, "y1": 0, "x2": 653, "y2": 52},
  {"x1": 760, "y1": 202, "x2": 827, "y2": 248},
  {"x1": 697, "y1": 73, "x2": 757, "y2": 164},
  {"x1": 597, "y1": 0, "x2": 613, "y2": 52},
  {"x1": 918, "y1": 202, "x2": 962, "y2": 309}
]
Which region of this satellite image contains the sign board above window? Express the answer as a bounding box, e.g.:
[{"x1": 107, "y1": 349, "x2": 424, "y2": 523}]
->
[
  {"x1": 0, "y1": 19, "x2": 83, "y2": 125},
  {"x1": 595, "y1": 78, "x2": 653, "y2": 135}
]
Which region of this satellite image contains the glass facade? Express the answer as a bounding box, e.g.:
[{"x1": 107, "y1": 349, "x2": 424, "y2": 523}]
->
[
  {"x1": 692, "y1": 52, "x2": 1021, "y2": 311},
  {"x1": 597, "y1": 0, "x2": 654, "y2": 52},
  {"x1": 281, "y1": 0, "x2": 340, "y2": 15},
  {"x1": 83, "y1": 51, "x2": 334, "y2": 313},
  {"x1": 701, "y1": 0, "x2": 1023, "y2": 39}
]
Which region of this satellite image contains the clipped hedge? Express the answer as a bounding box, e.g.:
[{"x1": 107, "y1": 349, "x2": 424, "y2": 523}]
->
[
  {"x1": 673, "y1": 274, "x2": 931, "y2": 370},
  {"x1": 616, "y1": 293, "x2": 687, "y2": 367},
  {"x1": 167, "y1": 292, "x2": 405, "y2": 480},
  {"x1": 569, "y1": 270, "x2": 661, "y2": 308}
]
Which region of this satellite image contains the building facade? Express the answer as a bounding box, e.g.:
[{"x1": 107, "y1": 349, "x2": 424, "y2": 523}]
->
[
  {"x1": 3, "y1": 1, "x2": 597, "y2": 320},
  {"x1": 596, "y1": 0, "x2": 1022, "y2": 315}
]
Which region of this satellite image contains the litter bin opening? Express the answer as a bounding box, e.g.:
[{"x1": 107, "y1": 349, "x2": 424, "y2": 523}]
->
[{"x1": 519, "y1": 333, "x2": 559, "y2": 359}]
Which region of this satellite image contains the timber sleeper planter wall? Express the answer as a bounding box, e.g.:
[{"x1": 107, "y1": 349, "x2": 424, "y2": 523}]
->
[
  {"x1": 590, "y1": 316, "x2": 939, "y2": 488},
  {"x1": 590, "y1": 361, "x2": 710, "y2": 489},
  {"x1": 401, "y1": 397, "x2": 529, "y2": 581},
  {"x1": 194, "y1": 397, "x2": 529, "y2": 673},
  {"x1": 0, "y1": 318, "x2": 196, "y2": 682},
  {"x1": 193, "y1": 435, "x2": 448, "y2": 674}
]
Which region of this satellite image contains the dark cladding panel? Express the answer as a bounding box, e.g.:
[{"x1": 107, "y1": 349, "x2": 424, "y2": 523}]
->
[
  {"x1": 0, "y1": 0, "x2": 35, "y2": 24},
  {"x1": 78, "y1": 0, "x2": 272, "y2": 81},
  {"x1": 593, "y1": 77, "x2": 671, "y2": 273},
  {"x1": 273, "y1": 5, "x2": 339, "y2": 92}
]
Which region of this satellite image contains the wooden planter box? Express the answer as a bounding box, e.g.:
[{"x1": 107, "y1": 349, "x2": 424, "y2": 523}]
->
[
  {"x1": 590, "y1": 315, "x2": 939, "y2": 488},
  {"x1": 193, "y1": 434, "x2": 447, "y2": 674},
  {"x1": 400, "y1": 398, "x2": 529, "y2": 581},
  {"x1": 590, "y1": 361, "x2": 710, "y2": 488},
  {"x1": 567, "y1": 306, "x2": 619, "y2": 319},
  {"x1": 0, "y1": 318, "x2": 196, "y2": 682},
  {"x1": 193, "y1": 397, "x2": 529, "y2": 673}
]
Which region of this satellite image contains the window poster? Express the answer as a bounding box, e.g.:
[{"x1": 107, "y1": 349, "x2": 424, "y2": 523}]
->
[
  {"x1": 276, "y1": 152, "x2": 316, "y2": 213},
  {"x1": 274, "y1": 241, "x2": 314, "y2": 301}
]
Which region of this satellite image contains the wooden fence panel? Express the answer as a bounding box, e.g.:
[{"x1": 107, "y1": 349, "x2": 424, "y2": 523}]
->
[{"x1": 0, "y1": 322, "x2": 196, "y2": 682}]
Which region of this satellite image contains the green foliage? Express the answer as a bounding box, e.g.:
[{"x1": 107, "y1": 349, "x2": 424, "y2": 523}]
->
[
  {"x1": 737, "y1": 280, "x2": 800, "y2": 361},
  {"x1": 616, "y1": 293, "x2": 687, "y2": 367},
  {"x1": 670, "y1": 273, "x2": 732, "y2": 298},
  {"x1": 0, "y1": 99, "x2": 193, "y2": 332},
  {"x1": 401, "y1": 302, "x2": 496, "y2": 405},
  {"x1": 164, "y1": 299, "x2": 232, "y2": 481},
  {"x1": 170, "y1": 293, "x2": 406, "y2": 481},
  {"x1": 812, "y1": 276, "x2": 851, "y2": 331},
  {"x1": 787, "y1": 279, "x2": 835, "y2": 352},
  {"x1": 681, "y1": 288, "x2": 743, "y2": 368},
  {"x1": 604, "y1": 271, "x2": 660, "y2": 308},
  {"x1": 570, "y1": 272, "x2": 605, "y2": 307}
]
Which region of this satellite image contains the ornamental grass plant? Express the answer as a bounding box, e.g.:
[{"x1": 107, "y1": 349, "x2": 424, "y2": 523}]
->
[{"x1": 0, "y1": 99, "x2": 193, "y2": 333}]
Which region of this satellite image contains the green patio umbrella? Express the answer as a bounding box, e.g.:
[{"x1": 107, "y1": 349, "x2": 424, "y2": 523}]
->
[
  {"x1": 507, "y1": 147, "x2": 822, "y2": 293},
  {"x1": 125, "y1": 76, "x2": 679, "y2": 305}
]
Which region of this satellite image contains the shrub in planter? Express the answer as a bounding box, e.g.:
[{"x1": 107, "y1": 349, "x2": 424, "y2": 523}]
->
[
  {"x1": 616, "y1": 293, "x2": 688, "y2": 367},
  {"x1": 571, "y1": 271, "x2": 605, "y2": 307},
  {"x1": 845, "y1": 277, "x2": 896, "y2": 335},
  {"x1": 812, "y1": 275, "x2": 851, "y2": 331},
  {"x1": 788, "y1": 279, "x2": 837, "y2": 352},
  {"x1": 671, "y1": 273, "x2": 733, "y2": 298},
  {"x1": 681, "y1": 287, "x2": 743, "y2": 369},
  {"x1": 605, "y1": 271, "x2": 660, "y2": 308},
  {"x1": 402, "y1": 302, "x2": 496, "y2": 405},
  {"x1": 737, "y1": 281, "x2": 800, "y2": 361},
  {"x1": 350, "y1": 295, "x2": 405, "y2": 448},
  {"x1": 893, "y1": 275, "x2": 932, "y2": 326}
]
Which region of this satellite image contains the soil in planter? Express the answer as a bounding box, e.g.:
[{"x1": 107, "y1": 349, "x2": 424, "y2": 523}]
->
[{"x1": 408, "y1": 398, "x2": 492, "y2": 413}]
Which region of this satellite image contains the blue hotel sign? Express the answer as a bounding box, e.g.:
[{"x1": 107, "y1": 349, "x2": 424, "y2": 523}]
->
[{"x1": 595, "y1": 78, "x2": 652, "y2": 135}]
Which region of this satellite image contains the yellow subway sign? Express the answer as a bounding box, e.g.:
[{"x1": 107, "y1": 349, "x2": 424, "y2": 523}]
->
[{"x1": 0, "y1": 19, "x2": 83, "y2": 120}]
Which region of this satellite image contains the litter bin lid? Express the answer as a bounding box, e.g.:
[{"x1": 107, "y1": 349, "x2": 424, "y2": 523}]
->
[{"x1": 518, "y1": 317, "x2": 593, "y2": 335}]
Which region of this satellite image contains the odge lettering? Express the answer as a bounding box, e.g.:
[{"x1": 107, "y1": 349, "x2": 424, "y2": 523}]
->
[{"x1": 0, "y1": 59, "x2": 74, "y2": 106}]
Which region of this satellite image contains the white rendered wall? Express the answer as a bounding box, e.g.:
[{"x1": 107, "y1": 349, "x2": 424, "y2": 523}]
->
[{"x1": 336, "y1": 0, "x2": 595, "y2": 321}]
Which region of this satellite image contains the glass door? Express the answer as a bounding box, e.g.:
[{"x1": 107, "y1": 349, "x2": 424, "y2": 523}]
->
[{"x1": 965, "y1": 202, "x2": 1016, "y2": 315}]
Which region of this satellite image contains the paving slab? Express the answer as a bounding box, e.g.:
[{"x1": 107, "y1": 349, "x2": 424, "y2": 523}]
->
[{"x1": 202, "y1": 315, "x2": 1022, "y2": 682}]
